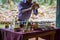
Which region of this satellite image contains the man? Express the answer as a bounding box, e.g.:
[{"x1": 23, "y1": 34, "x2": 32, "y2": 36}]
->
[{"x1": 18, "y1": 0, "x2": 39, "y2": 21}]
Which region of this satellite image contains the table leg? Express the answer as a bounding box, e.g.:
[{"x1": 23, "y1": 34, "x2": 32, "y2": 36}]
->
[
  {"x1": 50, "y1": 34, "x2": 55, "y2": 40},
  {"x1": 35, "y1": 37, "x2": 38, "y2": 40},
  {"x1": 22, "y1": 38, "x2": 28, "y2": 40}
]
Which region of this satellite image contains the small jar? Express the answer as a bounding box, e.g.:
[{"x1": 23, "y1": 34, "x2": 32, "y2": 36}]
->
[{"x1": 5, "y1": 22, "x2": 9, "y2": 28}]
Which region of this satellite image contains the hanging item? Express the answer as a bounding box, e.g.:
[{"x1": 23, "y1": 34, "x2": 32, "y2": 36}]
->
[
  {"x1": 10, "y1": 0, "x2": 14, "y2": 10},
  {"x1": 38, "y1": 0, "x2": 45, "y2": 5},
  {"x1": 46, "y1": 0, "x2": 53, "y2": 5},
  {"x1": 0, "y1": 0, "x2": 2, "y2": 5}
]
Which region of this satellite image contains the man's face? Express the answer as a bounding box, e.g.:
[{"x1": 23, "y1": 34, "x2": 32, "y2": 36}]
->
[{"x1": 26, "y1": 0, "x2": 32, "y2": 3}]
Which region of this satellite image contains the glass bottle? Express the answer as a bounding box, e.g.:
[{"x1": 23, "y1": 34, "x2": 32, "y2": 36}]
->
[{"x1": 9, "y1": 17, "x2": 15, "y2": 30}]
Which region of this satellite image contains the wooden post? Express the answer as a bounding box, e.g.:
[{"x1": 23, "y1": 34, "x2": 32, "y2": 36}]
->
[
  {"x1": 35, "y1": 37, "x2": 38, "y2": 40},
  {"x1": 50, "y1": 34, "x2": 55, "y2": 40}
]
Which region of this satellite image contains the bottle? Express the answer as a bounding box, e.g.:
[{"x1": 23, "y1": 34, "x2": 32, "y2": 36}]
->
[
  {"x1": 27, "y1": 22, "x2": 31, "y2": 32},
  {"x1": 15, "y1": 16, "x2": 17, "y2": 28},
  {"x1": 9, "y1": 17, "x2": 15, "y2": 30},
  {"x1": 5, "y1": 22, "x2": 9, "y2": 28},
  {"x1": 25, "y1": 20, "x2": 28, "y2": 29},
  {"x1": 33, "y1": 22, "x2": 38, "y2": 30}
]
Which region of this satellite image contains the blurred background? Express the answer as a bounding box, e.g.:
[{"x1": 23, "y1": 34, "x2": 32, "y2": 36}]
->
[{"x1": 0, "y1": 0, "x2": 56, "y2": 28}]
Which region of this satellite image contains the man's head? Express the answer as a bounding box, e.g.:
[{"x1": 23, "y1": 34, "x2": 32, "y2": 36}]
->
[{"x1": 26, "y1": 0, "x2": 32, "y2": 4}]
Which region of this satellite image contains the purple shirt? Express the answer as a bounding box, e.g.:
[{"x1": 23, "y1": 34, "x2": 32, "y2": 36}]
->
[{"x1": 18, "y1": 1, "x2": 38, "y2": 21}]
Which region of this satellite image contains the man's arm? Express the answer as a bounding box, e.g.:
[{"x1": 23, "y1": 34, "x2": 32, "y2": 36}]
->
[
  {"x1": 21, "y1": 7, "x2": 32, "y2": 13},
  {"x1": 18, "y1": 2, "x2": 32, "y2": 14},
  {"x1": 18, "y1": 2, "x2": 39, "y2": 14}
]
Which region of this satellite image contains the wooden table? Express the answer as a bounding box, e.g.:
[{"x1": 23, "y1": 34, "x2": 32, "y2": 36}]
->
[
  {"x1": 22, "y1": 30, "x2": 56, "y2": 40},
  {"x1": 0, "y1": 28, "x2": 56, "y2": 40}
]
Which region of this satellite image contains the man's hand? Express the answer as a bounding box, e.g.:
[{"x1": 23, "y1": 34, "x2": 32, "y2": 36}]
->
[{"x1": 31, "y1": 2, "x2": 39, "y2": 9}]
